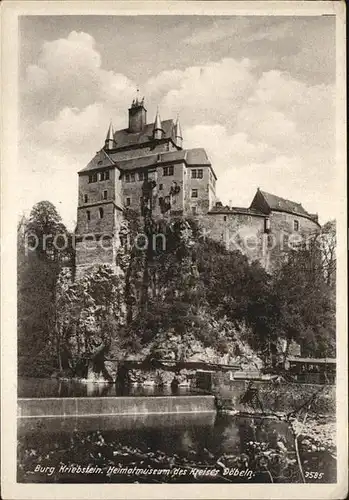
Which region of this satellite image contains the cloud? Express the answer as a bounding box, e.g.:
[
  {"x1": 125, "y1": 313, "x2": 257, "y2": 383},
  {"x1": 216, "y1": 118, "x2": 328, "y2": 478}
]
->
[
  {"x1": 185, "y1": 124, "x2": 276, "y2": 173},
  {"x1": 20, "y1": 29, "x2": 336, "y2": 226},
  {"x1": 23, "y1": 31, "x2": 137, "y2": 121},
  {"x1": 151, "y1": 58, "x2": 256, "y2": 128}
]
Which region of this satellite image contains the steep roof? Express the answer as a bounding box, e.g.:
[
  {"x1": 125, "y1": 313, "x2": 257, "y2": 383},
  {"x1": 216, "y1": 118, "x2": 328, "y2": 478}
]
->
[
  {"x1": 259, "y1": 190, "x2": 309, "y2": 215},
  {"x1": 250, "y1": 189, "x2": 313, "y2": 217},
  {"x1": 112, "y1": 119, "x2": 175, "y2": 149},
  {"x1": 79, "y1": 147, "x2": 212, "y2": 174}
]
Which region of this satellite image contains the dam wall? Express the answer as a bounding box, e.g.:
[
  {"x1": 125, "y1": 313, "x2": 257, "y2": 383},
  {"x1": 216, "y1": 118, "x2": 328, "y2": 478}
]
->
[{"x1": 18, "y1": 395, "x2": 216, "y2": 418}]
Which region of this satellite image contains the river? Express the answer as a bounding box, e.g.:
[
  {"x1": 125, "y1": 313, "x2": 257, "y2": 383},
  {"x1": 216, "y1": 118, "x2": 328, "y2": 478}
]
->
[{"x1": 17, "y1": 378, "x2": 336, "y2": 484}]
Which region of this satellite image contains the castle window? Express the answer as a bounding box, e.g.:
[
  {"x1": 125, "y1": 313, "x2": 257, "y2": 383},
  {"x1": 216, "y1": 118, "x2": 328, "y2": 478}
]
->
[
  {"x1": 125, "y1": 173, "x2": 130, "y2": 183},
  {"x1": 84, "y1": 194, "x2": 88, "y2": 203},
  {"x1": 87, "y1": 210, "x2": 91, "y2": 221},
  {"x1": 131, "y1": 173, "x2": 136, "y2": 182},
  {"x1": 163, "y1": 166, "x2": 174, "y2": 176},
  {"x1": 223, "y1": 216, "x2": 227, "y2": 221},
  {"x1": 159, "y1": 183, "x2": 163, "y2": 190},
  {"x1": 191, "y1": 206, "x2": 197, "y2": 215},
  {"x1": 99, "y1": 171, "x2": 105, "y2": 181},
  {"x1": 191, "y1": 169, "x2": 197, "y2": 179},
  {"x1": 126, "y1": 197, "x2": 131, "y2": 207},
  {"x1": 105, "y1": 170, "x2": 110, "y2": 180},
  {"x1": 197, "y1": 169, "x2": 203, "y2": 179},
  {"x1": 264, "y1": 218, "x2": 271, "y2": 233},
  {"x1": 99, "y1": 207, "x2": 104, "y2": 219},
  {"x1": 88, "y1": 172, "x2": 97, "y2": 183},
  {"x1": 103, "y1": 190, "x2": 108, "y2": 200},
  {"x1": 138, "y1": 172, "x2": 144, "y2": 181},
  {"x1": 294, "y1": 220, "x2": 299, "y2": 231},
  {"x1": 191, "y1": 188, "x2": 198, "y2": 198}
]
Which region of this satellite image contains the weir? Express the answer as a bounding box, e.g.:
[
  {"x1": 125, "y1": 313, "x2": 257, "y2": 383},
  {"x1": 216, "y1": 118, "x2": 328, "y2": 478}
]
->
[
  {"x1": 17, "y1": 412, "x2": 216, "y2": 436},
  {"x1": 17, "y1": 395, "x2": 216, "y2": 419}
]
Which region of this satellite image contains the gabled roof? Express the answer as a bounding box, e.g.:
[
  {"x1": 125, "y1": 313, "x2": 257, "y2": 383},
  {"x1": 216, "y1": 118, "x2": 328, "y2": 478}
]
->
[
  {"x1": 250, "y1": 188, "x2": 315, "y2": 218},
  {"x1": 79, "y1": 147, "x2": 212, "y2": 174},
  {"x1": 259, "y1": 190, "x2": 309, "y2": 216},
  {"x1": 112, "y1": 119, "x2": 175, "y2": 149}
]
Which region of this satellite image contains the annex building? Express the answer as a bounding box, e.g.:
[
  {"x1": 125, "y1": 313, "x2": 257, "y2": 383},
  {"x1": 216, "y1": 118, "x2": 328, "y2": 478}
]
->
[{"x1": 75, "y1": 97, "x2": 320, "y2": 274}]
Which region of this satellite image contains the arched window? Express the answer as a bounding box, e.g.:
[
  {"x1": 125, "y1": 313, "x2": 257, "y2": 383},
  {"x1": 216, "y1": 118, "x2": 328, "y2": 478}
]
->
[{"x1": 99, "y1": 207, "x2": 104, "y2": 219}]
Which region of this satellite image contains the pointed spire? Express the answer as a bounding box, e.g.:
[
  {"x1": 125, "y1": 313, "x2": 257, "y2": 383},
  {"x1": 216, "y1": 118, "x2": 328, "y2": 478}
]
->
[
  {"x1": 174, "y1": 115, "x2": 183, "y2": 148},
  {"x1": 153, "y1": 108, "x2": 163, "y2": 140},
  {"x1": 105, "y1": 121, "x2": 115, "y2": 150}
]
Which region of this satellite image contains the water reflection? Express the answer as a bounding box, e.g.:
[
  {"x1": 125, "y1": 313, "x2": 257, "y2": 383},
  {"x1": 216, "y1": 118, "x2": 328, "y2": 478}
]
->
[{"x1": 18, "y1": 378, "x2": 203, "y2": 398}]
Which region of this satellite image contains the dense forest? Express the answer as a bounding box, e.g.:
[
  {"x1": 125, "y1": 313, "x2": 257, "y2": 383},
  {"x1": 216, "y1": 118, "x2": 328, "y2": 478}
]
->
[{"x1": 17, "y1": 200, "x2": 336, "y2": 380}]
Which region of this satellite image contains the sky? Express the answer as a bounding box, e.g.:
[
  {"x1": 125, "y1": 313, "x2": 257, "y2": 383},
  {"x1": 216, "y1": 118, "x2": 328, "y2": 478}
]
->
[{"x1": 19, "y1": 15, "x2": 336, "y2": 229}]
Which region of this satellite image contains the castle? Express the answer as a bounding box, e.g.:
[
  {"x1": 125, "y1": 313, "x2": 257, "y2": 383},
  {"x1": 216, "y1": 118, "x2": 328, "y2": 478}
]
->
[{"x1": 75, "y1": 97, "x2": 320, "y2": 274}]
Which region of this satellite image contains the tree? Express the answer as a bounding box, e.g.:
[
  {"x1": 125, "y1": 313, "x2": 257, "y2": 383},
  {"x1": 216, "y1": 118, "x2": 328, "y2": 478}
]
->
[
  {"x1": 26, "y1": 200, "x2": 74, "y2": 264},
  {"x1": 17, "y1": 201, "x2": 74, "y2": 376},
  {"x1": 272, "y1": 242, "x2": 336, "y2": 359}
]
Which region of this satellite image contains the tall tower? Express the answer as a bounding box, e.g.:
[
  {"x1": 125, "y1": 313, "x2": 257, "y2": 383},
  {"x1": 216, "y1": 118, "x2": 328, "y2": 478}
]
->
[
  {"x1": 128, "y1": 94, "x2": 147, "y2": 133},
  {"x1": 75, "y1": 148, "x2": 123, "y2": 277}
]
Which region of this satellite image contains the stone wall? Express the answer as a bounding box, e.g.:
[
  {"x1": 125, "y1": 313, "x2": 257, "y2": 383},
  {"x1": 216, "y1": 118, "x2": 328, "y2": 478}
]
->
[
  {"x1": 184, "y1": 165, "x2": 212, "y2": 215},
  {"x1": 78, "y1": 168, "x2": 121, "y2": 209},
  {"x1": 197, "y1": 210, "x2": 320, "y2": 271},
  {"x1": 267, "y1": 210, "x2": 320, "y2": 269},
  {"x1": 122, "y1": 162, "x2": 186, "y2": 215},
  {"x1": 198, "y1": 212, "x2": 269, "y2": 268}
]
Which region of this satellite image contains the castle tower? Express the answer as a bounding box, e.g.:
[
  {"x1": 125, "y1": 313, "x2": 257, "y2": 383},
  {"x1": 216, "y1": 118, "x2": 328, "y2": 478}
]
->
[
  {"x1": 75, "y1": 147, "x2": 123, "y2": 276},
  {"x1": 174, "y1": 116, "x2": 183, "y2": 148},
  {"x1": 153, "y1": 109, "x2": 164, "y2": 140},
  {"x1": 128, "y1": 93, "x2": 147, "y2": 133}
]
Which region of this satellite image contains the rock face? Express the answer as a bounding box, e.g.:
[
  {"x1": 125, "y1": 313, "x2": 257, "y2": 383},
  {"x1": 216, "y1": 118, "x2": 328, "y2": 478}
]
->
[
  {"x1": 55, "y1": 264, "x2": 126, "y2": 382},
  {"x1": 55, "y1": 216, "x2": 266, "y2": 384}
]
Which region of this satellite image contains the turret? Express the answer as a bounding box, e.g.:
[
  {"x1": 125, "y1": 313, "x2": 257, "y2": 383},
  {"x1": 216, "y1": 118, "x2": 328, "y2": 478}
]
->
[
  {"x1": 174, "y1": 116, "x2": 183, "y2": 148},
  {"x1": 153, "y1": 108, "x2": 163, "y2": 140},
  {"x1": 104, "y1": 122, "x2": 115, "y2": 150}
]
